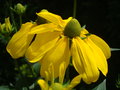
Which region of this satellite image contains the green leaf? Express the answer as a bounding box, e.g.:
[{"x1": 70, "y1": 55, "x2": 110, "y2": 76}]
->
[
  {"x1": 32, "y1": 62, "x2": 40, "y2": 75},
  {"x1": 0, "y1": 86, "x2": 9, "y2": 90},
  {"x1": 92, "y1": 79, "x2": 106, "y2": 90},
  {"x1": 111, "y1": 48, "x2": 120, "y2": 51}
]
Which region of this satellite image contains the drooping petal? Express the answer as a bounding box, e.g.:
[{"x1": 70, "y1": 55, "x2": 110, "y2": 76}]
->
[
  {"x1": 36, "y1": 11, "x2": 64, "y2": 27},
  {"x1": 80, "y1": 29, "x2": 89, "y2": 37},
  {"x1": 29, "y1": 23, "x2": 62, "y2": 34},
  {"x1": 6, "y1": 22, "x2": 35, "y2": 59},
  {"x1": 48, "y1": 63, "x2": 55, "y2": 85},
  {"x1": 63, "y1": 17, "x2": 72, "y2": 28},
  {"x1": 71, "y1": 37, "x2": 100, "y2": 84},
  {"x1": 89, "y1": 34, "x2": 111, "y2": 59},
  {"x1": 40, "y1": 37, "x2": 70, "y2": 79},
  {"x1": 59, "y1": 62, "x2": 66, "y2": 84},
  {"x1": 37, "y1": 79, "x2": 49, "y2": 90},
  {"x1": 84, "y1": 37, "x2": 108, "y2": 76},
  {"x1": 25, "y1": 31, "x2": 60, "y2": 63},
  {"x1": 66, "y1": 75, "x2": 81, "y2": 89}
]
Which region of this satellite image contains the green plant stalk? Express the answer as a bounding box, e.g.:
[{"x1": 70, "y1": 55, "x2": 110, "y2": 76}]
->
[
  {"x1": 73, "y1": 0, "x2": 77, "y2": 18},
  {"x1": 19, "y1": 15, "x2": 22, "y2": 26}
]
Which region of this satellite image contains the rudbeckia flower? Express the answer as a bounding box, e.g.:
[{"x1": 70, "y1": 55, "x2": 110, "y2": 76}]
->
[
  {"x1": 25, "y1": 10, "x2": 110, "y2": 83},
  {"x1": 38, "y1": 62, "x2": 81, "y2": 90},
  {"x1": 6, "y1": 10, "x2": 111, "y2": 84}
]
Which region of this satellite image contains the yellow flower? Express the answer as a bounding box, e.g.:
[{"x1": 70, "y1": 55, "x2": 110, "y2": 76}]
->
[
  {"x1": 37, "y1": 62, "x2": 81, "y2": 90},
  {"x1": 6, "y1": 10, "x2": 111, "y2": 84},
  {"x1": 26, "y1": 11, "x2": 111, "y2": 83}
]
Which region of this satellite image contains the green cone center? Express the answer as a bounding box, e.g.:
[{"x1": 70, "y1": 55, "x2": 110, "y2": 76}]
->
[{"x1": 64, "y1": 18, "x2": 81, "y2": 38}]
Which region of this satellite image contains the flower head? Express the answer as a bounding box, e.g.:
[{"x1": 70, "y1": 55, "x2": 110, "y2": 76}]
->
[{"x1": 6, "y1": 10, "x2": 111, "y2": 84}]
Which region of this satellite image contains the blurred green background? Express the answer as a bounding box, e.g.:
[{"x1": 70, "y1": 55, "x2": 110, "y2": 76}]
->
[{"x1": 0, "y1": 0, "x2": 120, "y2": 90}]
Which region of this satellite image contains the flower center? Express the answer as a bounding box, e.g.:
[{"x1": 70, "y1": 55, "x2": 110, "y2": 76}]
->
[{"x1": 64, "y1": 18, "x2": 82, "y2": 38}]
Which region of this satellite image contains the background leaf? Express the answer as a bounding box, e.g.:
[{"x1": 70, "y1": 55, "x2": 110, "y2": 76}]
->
[{"x1": 92, "y1": 79, "x2": 106, "y2": 90}]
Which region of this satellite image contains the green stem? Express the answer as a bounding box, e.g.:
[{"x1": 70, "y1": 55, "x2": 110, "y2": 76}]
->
[
  {"x1": 66, "y1": 66, "x2": 70, "y2": 82},
  {"x1": 73, "y1": 0, "x2": 77, "y2": 18},
  {"x1": 19, "y1": 15, "x2": 22, "y2": 26},
  {"x1": 10, "y1": 11, "x2": 18, "y2": 32}
]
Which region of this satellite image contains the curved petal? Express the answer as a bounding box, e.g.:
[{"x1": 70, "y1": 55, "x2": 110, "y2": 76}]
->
[
  {"x1": 48, "y1": 63, "x2": 55, "y2": 85},
  {"x1": 36, "y1": 11, "x2": 64, "y2": 27},
  {"x1": 84, "y1": 37, "x2": 108, "y2": 76},
  {"x1": 37, "y1": 79, "x2": 49, "y2": 90},
  {"x1": 66, "y1": 75, "x2": 81, "y2": 89},
  {"x1": 29, "y1": 23, "x2": 62, "y2": 34},
  {"x1": 6, "y1": 22, "x2": 35, "y2": 59},
  {"x1": 63, "y1": 17, "x2": 72, "y2": 28},
  {"x1": 25, "y1": 31, "x2": 60, "y2": 63},
  {"x1": 89, "y1": 34, "x2": 111, "y2": 59},
  {"x1": 59, "y1": 62, "x2": 66, "y2": 84},
  {"x1": 40, "y1": 37, "x2": 70, "y2": 79},
  {"x1": 71, "y1": 37, "x2": 100, "y2": 83},
  {"x1": 80, "y1": 29, "x2": 89, "y2": 37}
]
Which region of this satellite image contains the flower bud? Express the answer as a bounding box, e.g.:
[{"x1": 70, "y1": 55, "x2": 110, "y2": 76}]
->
[
  {"x1": 0, "y1": 17, "x2": 12, "y2": 33},
  {"x1": 5, "y1": 17, "x2": 12, "y2": 32},
  {"x1": 64, "y1": 19, "x2": 82, "y2": 38},
  {"x1": 11, "y1": 3, "x2": 27, "y2": 15}
]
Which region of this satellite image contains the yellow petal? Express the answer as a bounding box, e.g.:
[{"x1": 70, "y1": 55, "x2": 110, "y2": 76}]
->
[
  {"x1": 80, "y1": 29, "x2": 89, "y2": 37},
  {"x1": 59, "y1": 62, "x2": 66, "y2": 84},
  {"x1": 84, "y1": 37, "x2": 108, "y2": 76},
  {"x1": 71, "y1": 37, "x2": 99, "y2": 83},
  {"x1": 37, "y1": 11, "x2": 64, "y2": 27},
  {"x1": 48, "y1": 63, "x2": 54, "y2": 85},
  {"x1": 51, "y1": 83, "x2": 64, "y2": 90},
  {"x1": 6, "y1": 22, "x2": 35, "y2": 59},
  {"x1": 89, "y1": 34, "x2": 111, "y2": 59},
  {"x1": 25, "y1": 31, "x2": 60, "y2": 63},
  {"x1": 67, "y1": 75, "x2": 81, "y2": 89},
  {"x1": 81, "y1": 28, "x2": 89, "y2": 35},
  {"x1": 29, "y1": 23, "x2": 62, "y2": 34},
  {"x1": 45, "y1": 71, "x2": 49, "y2": 83},
  {"x1": 63, "y1": 17, "x2": 72, "y2": 27},
  {"x1": 40, "y1": 37, "x2": 70, "y2": 79},
  {"x1": 37, "y1": 79, "x2": 49, "y2": 90}
]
